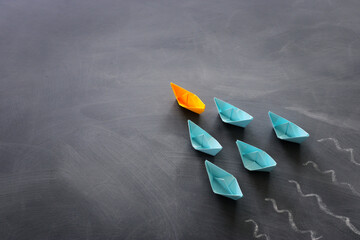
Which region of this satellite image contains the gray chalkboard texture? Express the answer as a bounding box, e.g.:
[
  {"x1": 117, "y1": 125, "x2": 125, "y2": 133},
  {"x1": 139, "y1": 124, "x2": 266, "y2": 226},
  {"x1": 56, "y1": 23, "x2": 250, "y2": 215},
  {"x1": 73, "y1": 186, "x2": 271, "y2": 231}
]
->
[{"x1": 0, "y1": 0, "x2": 359, "y2": 239}]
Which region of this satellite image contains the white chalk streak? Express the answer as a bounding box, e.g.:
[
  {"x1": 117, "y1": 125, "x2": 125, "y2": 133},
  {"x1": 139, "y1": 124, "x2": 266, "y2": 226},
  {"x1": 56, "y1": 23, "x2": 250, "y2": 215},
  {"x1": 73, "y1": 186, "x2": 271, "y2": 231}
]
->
[
  {"x1": 245, "y1": 219, "x2": 270, "y2": 240},
  {"x1": 289, "y1": 180, "x2": 360, "y2": 235},
  {"x1": 303, "y1": 161, "x2": 360, "y2": 197},
  {"x1": 265, "y1": 198, "x2": 322, "y2": 240},
  {"x1": 317, "y1": 138, "x2": 360, "y2": 166},
  {"x1": 285, "y1": 106, "x2": 360, "y2": 131}
]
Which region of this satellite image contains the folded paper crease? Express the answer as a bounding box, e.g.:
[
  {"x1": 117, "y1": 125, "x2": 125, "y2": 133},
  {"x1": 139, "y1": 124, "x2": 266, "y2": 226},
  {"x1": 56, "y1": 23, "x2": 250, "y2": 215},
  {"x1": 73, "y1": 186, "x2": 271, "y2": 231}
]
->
[
  {"x1": 236, "y1": 140, "x2": 277, "y2": 172},
  {"x1": 268, "y1": 111, "x2": 309, "y2": 143},
  {"x1": 205, "y1": 160, "x2": 243, "y2": 200},
  {"x1": 171, "y1": 82, "x2": 205, "y2": 114},
  {"x1": 188, "y1": 120, "x2": 222, "y2": 156},
  {"x1": 214, "y1": 97, "x2": 253, "y2": 127}
]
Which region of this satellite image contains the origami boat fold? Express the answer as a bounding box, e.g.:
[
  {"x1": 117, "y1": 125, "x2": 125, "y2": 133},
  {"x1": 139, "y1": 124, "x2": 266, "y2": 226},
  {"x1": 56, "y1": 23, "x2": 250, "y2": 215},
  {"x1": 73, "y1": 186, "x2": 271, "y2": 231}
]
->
[
  {"x1": 268, "y1": 111, "x2": 309, "y2": 144},
  {"x1": 170, "y1": 82, "x2": 205, "y2": 114},
  {"x1": 188, "y1": 120, "x2": 222, "y2": 156},
  {"x1": 214, "y1": 97, "x2": 253, "y2": 127},
  {"x1": 236, "y1": 140, "x2": 277, "y2": 172},
  {"x1": 204, "y1": 160, "x2": 243, "y2": 200}
]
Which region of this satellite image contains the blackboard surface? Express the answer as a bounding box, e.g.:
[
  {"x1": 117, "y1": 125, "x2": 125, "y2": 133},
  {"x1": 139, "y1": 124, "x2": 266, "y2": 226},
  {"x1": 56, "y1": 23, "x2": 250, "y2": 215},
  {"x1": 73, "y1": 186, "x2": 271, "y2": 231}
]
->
[{"x1": 0, "y1": 0, "x2": 359, "y2": 239}]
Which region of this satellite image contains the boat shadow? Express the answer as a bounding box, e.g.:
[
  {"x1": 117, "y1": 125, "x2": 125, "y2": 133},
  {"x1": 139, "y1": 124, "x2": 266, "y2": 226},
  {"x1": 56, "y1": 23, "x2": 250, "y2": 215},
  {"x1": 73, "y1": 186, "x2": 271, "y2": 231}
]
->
[
  {"x1": 267, "y1": 131, "x2": 308, "y2": 172},
  {"x1": 214, "y1": 194, "x2": 239, "y2": 223},
  {"x1": 246, "y1": 170, "x2": 272, "y2": 198},
  {"x1": 214, "y1": 117, "x2": 245, "y2": 142},
  {"x1": 171, "y1": 101, "x2": 200, "y2": 123},
  {"x1": 192, "y1": 150, "x2": 217, "y2": 162},
  {"x1": 277, "y1": 137, "x2": 302, "y2": 165}
]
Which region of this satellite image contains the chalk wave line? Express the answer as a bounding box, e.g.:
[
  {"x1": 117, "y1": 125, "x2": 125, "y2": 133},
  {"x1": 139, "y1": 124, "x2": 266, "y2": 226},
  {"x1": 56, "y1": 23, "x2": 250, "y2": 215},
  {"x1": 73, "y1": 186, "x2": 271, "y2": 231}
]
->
[
  {"x1": 289, "y1": 180, "x2": 360, "y2": 236},
  {"x1": 317, "y1": 138, "x2": 359, "y2": 166},
  {"x1": 265, "y1": 198, "x2": 322, "y2": 240},
  {"x1": 303, "y1": 161, "x2": 360, "y2": 197},
  {"x1": 245, "y1": 219, "x2": 270, "y2": 240}
]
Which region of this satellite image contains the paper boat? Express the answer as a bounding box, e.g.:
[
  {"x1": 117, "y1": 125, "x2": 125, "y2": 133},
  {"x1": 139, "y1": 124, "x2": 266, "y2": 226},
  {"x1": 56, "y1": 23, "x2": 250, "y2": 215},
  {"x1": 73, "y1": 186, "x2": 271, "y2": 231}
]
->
[
  {"x1": 268, "y1": 111, "x2": 309, "y2": 144},
  {"x1": 236, "y1": 140, "x2": 277, "y2": 172},
  {"x1": 214, "y1": 97, "x2": 253, "y2": 127},
  {"x1": 188, "y1": 120, "x2": 222, "y2": 156},
  {"x1": 170, "y1": 82, "x2": 205, "y2": 114},
  {"x1": 205, "y1": 160, "x2": 243, "y2": 200}
]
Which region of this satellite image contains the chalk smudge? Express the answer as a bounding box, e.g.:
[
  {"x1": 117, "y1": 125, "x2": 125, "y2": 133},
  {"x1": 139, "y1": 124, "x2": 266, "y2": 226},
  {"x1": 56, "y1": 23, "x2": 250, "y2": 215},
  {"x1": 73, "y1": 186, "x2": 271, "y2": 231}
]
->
[{"x1": 285, "y1": 106, "x2": 360, "y2": 131}]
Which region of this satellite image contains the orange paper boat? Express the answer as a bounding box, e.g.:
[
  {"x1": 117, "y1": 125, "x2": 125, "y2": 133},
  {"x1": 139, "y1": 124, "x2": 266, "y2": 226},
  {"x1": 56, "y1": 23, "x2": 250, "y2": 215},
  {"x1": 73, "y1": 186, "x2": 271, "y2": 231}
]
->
[{"x1": 170, "y1": 82, "x2": 205, "y2": 114}]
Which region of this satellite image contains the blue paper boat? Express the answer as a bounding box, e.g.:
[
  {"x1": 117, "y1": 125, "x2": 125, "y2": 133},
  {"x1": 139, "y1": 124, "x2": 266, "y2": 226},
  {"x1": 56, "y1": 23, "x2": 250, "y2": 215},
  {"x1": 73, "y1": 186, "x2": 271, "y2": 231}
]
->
[
  {"x1": 188, "y1": 120, "x2": 222, "y2": 156},
  {"x1": 205, "y1": 160, "x2": 243, "y2": 200},
  {"x1": 214, "y1": 97, "x2": 253, "y2": 127},
  {"x1": 268, "y1": 111, "x2": 309, "y2": 144},
  {"x1": 236, "y1": 140, "x2": 277, "y2": 172}
]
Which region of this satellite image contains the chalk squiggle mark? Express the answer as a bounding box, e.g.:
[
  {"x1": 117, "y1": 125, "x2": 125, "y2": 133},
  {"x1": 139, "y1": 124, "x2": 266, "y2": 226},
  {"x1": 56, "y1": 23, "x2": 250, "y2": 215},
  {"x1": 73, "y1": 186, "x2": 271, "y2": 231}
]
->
[
  {"x1": 303, "y1": 161, "x2": 360, "y2": 197},
  {"x1": 245, "y1": 219, "x2": 270, "y2": 240},
  {"x1": 317, "y1": 138, "x2": 359, "y2": 166},
  {"x1": 265, "y1": 198, "x2": 322, "y2": 240},
  {"x1": 289, "y1": 180, "x2": 360, "y2": 236}
]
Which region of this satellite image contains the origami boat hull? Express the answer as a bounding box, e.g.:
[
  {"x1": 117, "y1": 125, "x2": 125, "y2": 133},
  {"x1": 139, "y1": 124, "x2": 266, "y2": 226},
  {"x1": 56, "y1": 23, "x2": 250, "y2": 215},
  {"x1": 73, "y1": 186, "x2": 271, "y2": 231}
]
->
[
  {"x1": 236, "y1": 140, "x2": 277, "y2": 172},
  {"x1": 171, "y1": 82, "x2": 205, "y2": 114},
  {"x1": 205, "y1": 160, "x2": 243, "y2": 200},
  {"x1": 268, "y1": 111, "x2": 309, "y2": 144},
  {"x1": 214, "y1": 97, "x2": 253, "y2": 127},
  {"x1": 188, "y1": 120, "x2": 222, "y2": 156}
]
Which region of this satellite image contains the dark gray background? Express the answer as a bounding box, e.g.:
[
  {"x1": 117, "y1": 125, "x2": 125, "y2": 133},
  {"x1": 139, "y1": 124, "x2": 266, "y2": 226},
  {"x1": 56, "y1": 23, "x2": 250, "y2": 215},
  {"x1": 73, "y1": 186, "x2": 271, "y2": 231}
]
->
[{"x1": 0, "y1": 0, "x2": 359, "y2": 239}]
